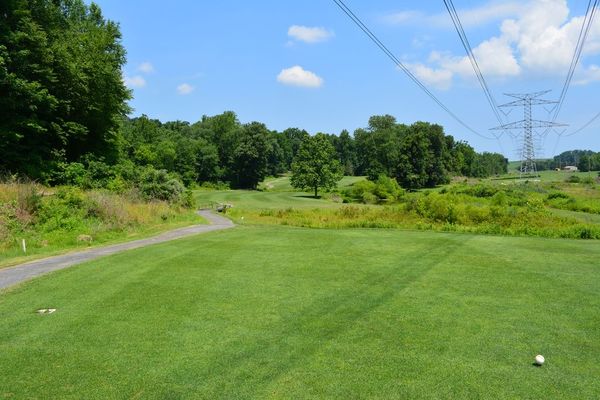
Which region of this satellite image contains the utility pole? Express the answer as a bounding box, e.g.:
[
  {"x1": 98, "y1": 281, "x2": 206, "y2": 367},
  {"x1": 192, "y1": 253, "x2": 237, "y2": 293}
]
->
[{"x1": 491, "y1": 91, "x2": 567, "y2": 178}]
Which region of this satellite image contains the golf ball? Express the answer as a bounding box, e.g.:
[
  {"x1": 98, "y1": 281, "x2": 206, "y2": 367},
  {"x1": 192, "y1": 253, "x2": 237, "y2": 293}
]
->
[{"x1": 534, "y1": 355, "x2": 545, "y2": 365}]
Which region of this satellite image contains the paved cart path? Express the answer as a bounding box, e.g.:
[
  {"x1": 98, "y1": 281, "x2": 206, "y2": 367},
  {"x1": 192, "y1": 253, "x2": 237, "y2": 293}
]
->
[{"x1": 0, "y1": 210, "x2": 234, "y2": 291}]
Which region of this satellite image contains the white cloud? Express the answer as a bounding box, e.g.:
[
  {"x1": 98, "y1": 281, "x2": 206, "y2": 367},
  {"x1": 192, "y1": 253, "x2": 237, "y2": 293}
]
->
[
  {"x1": 574, "y1": 65, "x2": 600, "y2": 85},
  {"x1": 277, "y1": 66, "x2": 324, "y2": 88},
  {"x1": 123, "y1": 75, "x2": 146, "y2": 89},
  {"x1": 177, "y1": 83, "x2": 194, "y2": 95},
  {"x1": 433, "y1": 37, "x2": 521, "y2": 80},
  {"x1": 383, "y1": 11, "x2": 425, "y2": 25},
  {"x1": 288, "y1": 25, "x2": 334, "y2": 43},
  {"x1": 407, "y1": 63, "x2": 453, "y2": 90},
  {"x1": 138, "y1": 62, "x2": 154, "y2": 74},
  {"x1": 397, "y1": 0, "x2": 600, "y2": 87},
  {"x1": 384, "y1": 1, "x2": 524, "y2": 28},
  {"x1": 447, "y1": 2, "x2": 525, "y2": 28}
]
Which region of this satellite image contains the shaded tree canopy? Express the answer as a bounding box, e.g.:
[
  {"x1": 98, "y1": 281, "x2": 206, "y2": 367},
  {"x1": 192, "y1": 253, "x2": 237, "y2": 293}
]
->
[{"x1": 0, "y1": 0, "x2": 130, "y2": 178}]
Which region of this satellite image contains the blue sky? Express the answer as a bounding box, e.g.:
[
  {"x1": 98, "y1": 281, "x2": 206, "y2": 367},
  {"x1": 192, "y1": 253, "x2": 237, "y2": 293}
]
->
[{"x1": 93, "y1": 0, "x2": 600, "y2": 158}]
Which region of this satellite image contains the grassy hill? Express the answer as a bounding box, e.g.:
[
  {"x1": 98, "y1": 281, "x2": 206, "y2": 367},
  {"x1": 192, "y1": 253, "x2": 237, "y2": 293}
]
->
[
  {"x1": 2, "y1": 173, "x2": 600, "y2": 398},
  {"x1": 1, "y1": 225, "x2": 598, "y2": 398}
]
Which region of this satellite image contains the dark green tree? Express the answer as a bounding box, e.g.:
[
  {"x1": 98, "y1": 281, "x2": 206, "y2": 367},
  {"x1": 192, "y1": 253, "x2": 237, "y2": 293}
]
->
[
  {"x1": 354, "y1": 116, "x2": 404, "y2": 179},
  {"x1": 279, "y1": 128, "x2": 309, "y2": 170},
  {"x1": 336, "y1": 129, "x2": 357, "y2": 175},
  {"x1": 0, "y1": 0, "x2": 129, "y2": 178},
  {"x1": 291, "y1": 133, "x2": 343, "y2": 198},
  {"x1": 396, "y1": 122, "x2": 450, "y2": 189},
  {"x1": 231, "y1": 122, "x2": 271, "y2": 189}
]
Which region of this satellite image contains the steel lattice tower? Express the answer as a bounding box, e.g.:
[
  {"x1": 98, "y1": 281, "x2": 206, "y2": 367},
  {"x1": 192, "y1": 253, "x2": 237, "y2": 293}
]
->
[{"x1": 491, "y1": 91, "x2": 567, "y2": 178}]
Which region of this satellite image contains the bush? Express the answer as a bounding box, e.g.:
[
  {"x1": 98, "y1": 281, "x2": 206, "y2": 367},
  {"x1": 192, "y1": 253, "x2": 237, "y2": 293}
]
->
[
  {"x1": 53, "y1": 162, "x2": 87, "y2": 187},
  {"x1": 199, "y1": 181, "x2": 230, "y2": 190},
  {"x1": 547, "y1": 191, "x2": 570, "y2": 200},
  {"x1": 373, "y1": 175, "x2": 405, "y2": 201},
  {"x1": 51, "y1": 158, "x2": 117, "y2": 189},
  {"x1": 581, "y1": 175, "x2": 595, "y2": 185},
  {"x1": 567, "y1": 175, "x2": 581, "y2": 183},
  {"x1": 490, "y1": 191, "x2": 508, "y2": 206},
  {"x1": 137, "y1": 168, "x2": 185, "y2": 203},
  {"x1": 345, "y1": 176, "x2": 404, "y2": 204}
]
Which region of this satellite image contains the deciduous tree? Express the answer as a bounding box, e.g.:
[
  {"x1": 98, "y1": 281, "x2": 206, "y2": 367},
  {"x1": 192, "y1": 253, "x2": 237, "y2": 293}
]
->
[{"x1": 291, "y1": 134, "x2": 342, "y2": 198}]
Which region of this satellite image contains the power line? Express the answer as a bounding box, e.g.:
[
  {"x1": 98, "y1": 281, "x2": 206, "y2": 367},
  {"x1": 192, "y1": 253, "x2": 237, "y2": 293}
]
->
[
  {"x1": 552, "y1": 0, "x2": 598, "y2": 122},
  {"x1": 331, "y1": 0, "x2": 497, "y2": 141},
  {"x1": 550, "y1": 0, "x2": 599, "y2": 153},
  {"x1": 563, "y1": 110, "x2": 600, "y2": 137},
  {"x1": 443, "y1": 0, "x2": 505, "y2": 128}
]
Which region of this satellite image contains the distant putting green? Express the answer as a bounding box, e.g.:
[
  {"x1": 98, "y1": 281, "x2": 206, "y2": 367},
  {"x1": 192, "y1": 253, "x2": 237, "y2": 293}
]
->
[
  {"x1": 1, "y1": 226, "x2": 599, "y2": 398},
  {"x1": 258, "y1": 175, "x2": 365, "y2": 191},
  {"x1": 195, "y1": 189, "x2": 336, "y2": 210},
  {"x1": 195, "y1": 176, "x2": 364, "y2": 211}
]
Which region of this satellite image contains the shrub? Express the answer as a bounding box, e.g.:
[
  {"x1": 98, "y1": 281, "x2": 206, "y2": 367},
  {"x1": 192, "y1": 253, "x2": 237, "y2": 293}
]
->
[
  {"x1": 581, "y1": 175, "x2": 595, "y2": 185},
  {"x1": 137, "y1": 168, "x2": 185, "y2": 203},
  {"x1": 491, "y1": 191, "x2": 508, "y2": 206},
  {"x1": 53, "y1": 162, "x2": 87, "y2": 187},
  {"x1": 199, "y1": 181, "x2": 230, "y2": 190},
  {"x1": 345, "y1": 176, "x2": 405, "y2": 204},
  {"x1": 547, "y1": 191, "x2": 570, "y2": 200},
  {"x1": 471, "y1": 184, "x2": 498, "y2": 198},
  {"x1": 181, "y1": 189, "x2": 196, "y2": 209},
  {"x1": 373, "y1": 175, "x2": 405, "y2": 202},
  {"x1": 567, "y1": 175, "x2": 581, "y2": 183}
]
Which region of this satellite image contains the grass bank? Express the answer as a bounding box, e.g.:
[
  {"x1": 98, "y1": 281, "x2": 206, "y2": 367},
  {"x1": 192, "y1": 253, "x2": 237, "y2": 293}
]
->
[
  {"x1": 0, "y1": 183, "x2": 204, "y2": 268},
  {"x1": 0, "y1": 226, "x2": 598, "y2": 398}
]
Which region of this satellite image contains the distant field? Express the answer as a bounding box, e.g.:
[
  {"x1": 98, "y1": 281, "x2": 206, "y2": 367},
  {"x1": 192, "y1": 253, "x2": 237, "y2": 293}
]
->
[
  {"x1": 502, "y1": 161, "x2": 597, "y2": 183},
  {"x1": 196, "y1": 176, "x2": 364, "y2": 210},
  {"x1": 492, "y1": 170, "x2": 599, "y2": 184},
  {"x1": 259, "y1": 175, "x2": 365, "y2": 191},
  {"x1": 1, "y1": 226, "x2": 599, "y2": 398},
  {"x1": 195, "y1": 189, "x2": 336, "y2": 210}
]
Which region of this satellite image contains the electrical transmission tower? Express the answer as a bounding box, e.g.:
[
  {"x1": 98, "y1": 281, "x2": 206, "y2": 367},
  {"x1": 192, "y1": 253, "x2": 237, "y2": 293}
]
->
[{"x1": 491, "y1": 91, "x2": 567, "y2": 178}]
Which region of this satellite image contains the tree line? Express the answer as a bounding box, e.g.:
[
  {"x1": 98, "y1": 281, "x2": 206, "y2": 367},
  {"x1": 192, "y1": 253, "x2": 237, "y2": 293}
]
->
[
  {"x1": 536, "y1": 150, "x2": 600, "y2": 172},
  {"x1": 13, "y1": 111, "x2": 509, "y2": 191},
  {"x1": 1, "y1": 0, "x2": 510, "y2": 194},
  {"x1": 119, "y1": 113, "x2": 510, "y2": 190}
]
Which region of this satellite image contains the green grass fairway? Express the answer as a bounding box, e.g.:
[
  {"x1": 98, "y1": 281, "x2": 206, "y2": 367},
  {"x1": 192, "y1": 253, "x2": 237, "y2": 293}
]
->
[
  {"x1": 259, "y1": 175, "x2": 365, "y2": 191},
  {"x1": 195, "y1": 176, "x2": 364, "y2": 211},
  {"x1": 195, "y1": 189, "x2": 338, "y2": 210},
  {"x1": 1, "y1": 227, "x2": 599, "y2": 398}
]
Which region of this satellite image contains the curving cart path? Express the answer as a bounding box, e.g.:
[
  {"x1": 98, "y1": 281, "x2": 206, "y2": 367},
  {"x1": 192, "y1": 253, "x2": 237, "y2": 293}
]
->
[{"x1": 0, "y1": 210, "x2": 234, "y2": 291}]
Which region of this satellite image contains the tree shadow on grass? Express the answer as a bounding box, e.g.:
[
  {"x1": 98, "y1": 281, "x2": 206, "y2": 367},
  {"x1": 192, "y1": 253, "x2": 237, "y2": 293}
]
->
[{"x1": 293, "y1": 195, "x2": 322, "y2": 200}]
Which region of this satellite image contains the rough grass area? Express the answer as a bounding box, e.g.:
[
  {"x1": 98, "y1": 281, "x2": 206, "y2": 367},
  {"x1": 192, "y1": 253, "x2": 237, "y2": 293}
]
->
[
  {"x1": 495, "y1": 168, "x2": 599, "y2": 183},
  {"x1": 0, "y1": 226, "x2": 599, "y2": 398},
  {"x1": 198, "y1": 179, "x2": 600, "y2": 240},
  {"x1": 0, "y1": 183, "x2": 203, "y2": 268}
]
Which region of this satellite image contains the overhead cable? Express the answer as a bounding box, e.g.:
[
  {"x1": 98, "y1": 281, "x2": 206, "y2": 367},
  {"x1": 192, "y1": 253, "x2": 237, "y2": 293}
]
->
[{"x1": 332, "y1": 0, "x2": 497, "y2": 140}]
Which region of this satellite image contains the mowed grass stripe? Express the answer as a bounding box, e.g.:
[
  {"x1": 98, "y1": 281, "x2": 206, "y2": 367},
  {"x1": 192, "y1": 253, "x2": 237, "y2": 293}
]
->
[
  {"x1": 195, "y1": 190, "x2": 337, "y2": 210},
  {"x1": 0, "y1": 227, "x2": 599, "y2": 399}
]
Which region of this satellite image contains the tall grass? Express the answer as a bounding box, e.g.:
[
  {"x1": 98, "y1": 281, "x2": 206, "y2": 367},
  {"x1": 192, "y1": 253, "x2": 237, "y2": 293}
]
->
[
  {"x1": 0, "y1": 182, "x2": 201, "y2": 266},
  {"x1": 228, "y1": 180, "x2": 600, "y2": 240},
  {"x1": 230, "y1": 205, "x2": 600, "y2": 239}
]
